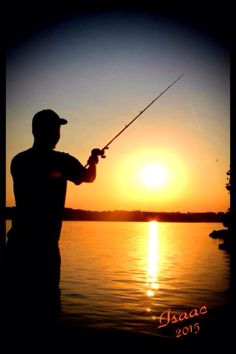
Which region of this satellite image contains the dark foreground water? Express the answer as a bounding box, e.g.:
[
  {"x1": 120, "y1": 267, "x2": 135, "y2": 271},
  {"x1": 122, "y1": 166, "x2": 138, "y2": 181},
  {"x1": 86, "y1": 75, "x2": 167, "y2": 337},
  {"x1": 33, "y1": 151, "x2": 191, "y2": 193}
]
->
[{"x1": 4, "y1": 221, "x2": 233, "y2": 351}]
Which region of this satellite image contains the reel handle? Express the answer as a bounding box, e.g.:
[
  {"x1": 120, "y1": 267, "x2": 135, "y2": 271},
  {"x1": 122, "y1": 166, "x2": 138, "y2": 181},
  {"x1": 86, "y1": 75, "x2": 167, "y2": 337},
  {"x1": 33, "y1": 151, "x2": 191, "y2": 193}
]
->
[{"x1": 91, "y1": 147, "x2": 108, "y2": 159}]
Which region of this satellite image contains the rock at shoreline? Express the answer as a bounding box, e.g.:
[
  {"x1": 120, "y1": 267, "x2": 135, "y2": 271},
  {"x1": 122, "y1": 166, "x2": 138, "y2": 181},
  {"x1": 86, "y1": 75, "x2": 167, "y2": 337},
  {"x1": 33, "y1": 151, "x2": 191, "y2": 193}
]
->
[
  {"x1": 209, "y1": 229, "x2": 231, "y2": 239},
  {"x1": 209, "y1": 228, "x2": 233, "y2": 251}
]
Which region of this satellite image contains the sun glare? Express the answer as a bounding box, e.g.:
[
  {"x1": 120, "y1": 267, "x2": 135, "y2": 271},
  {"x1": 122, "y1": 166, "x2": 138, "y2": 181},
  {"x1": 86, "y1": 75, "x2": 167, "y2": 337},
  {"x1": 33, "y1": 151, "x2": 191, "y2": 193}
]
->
[
  {"x1": 140, "y1": 164, "x2": 168, "y2": 188},
  {"x1": 115, "y1": 149, "x2": 188, "y2": 210}
]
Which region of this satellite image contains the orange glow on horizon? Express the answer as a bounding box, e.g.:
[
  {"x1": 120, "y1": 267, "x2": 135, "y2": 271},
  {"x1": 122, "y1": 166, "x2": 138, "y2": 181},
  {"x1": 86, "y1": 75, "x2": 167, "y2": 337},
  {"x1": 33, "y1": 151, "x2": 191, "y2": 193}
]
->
[{"x1": 6, "y1": 143, "x2": 229, "y2": 212}]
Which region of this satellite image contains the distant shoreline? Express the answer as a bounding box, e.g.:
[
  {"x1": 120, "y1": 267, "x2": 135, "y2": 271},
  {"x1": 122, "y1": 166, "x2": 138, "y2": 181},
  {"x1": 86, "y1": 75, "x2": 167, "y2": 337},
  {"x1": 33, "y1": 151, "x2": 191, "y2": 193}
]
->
[{"x1": 4, "y1": 207, "x2": 226, "y2": 223}]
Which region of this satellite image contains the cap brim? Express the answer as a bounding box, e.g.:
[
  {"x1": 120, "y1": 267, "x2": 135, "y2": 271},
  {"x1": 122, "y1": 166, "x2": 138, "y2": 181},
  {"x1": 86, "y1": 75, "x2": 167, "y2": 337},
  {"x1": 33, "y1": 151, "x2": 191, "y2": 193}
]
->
[{"x1": 59, "y1": 118, "x2": 68, "y2": 125}]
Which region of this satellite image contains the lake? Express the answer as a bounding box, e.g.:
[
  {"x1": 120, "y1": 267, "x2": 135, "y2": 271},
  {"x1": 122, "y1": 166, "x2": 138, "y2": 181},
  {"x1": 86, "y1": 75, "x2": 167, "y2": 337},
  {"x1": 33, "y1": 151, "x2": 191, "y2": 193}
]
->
[{"x1": 54, "y1": 221, "x2": 230, "y2": 338}]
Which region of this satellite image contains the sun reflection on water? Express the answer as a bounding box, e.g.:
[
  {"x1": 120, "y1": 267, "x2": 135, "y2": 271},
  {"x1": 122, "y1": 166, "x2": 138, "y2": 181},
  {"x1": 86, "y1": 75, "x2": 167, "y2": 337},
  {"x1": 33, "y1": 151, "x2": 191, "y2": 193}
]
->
[
  {"x1": 146, "y1": 221, "x2": 159, "y2": 298},
  {"x1": 145, "y1": 221, "x2": 159, "y2": 319},
  {"x1": 147, "y1": 221, "x2": 159, "y2": 292}
]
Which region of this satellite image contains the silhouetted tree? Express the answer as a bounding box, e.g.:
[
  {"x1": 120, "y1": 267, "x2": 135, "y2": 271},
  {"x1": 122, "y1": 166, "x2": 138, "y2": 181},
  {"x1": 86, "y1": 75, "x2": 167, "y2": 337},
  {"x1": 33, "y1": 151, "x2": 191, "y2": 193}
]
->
[
  {"x1": 226, "y1": 168, "x2": 231, "y2": 193},
  {"x1": 223, "y1": 168, "x2": 231, "y2": 228}
]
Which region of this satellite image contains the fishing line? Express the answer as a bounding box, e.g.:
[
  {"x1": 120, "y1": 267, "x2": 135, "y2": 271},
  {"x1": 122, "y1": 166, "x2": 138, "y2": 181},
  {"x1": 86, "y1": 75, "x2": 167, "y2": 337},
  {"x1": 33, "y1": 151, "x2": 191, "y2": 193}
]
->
[{"x1": 86, "y1": 74, "x2": 184, "y2": 167}]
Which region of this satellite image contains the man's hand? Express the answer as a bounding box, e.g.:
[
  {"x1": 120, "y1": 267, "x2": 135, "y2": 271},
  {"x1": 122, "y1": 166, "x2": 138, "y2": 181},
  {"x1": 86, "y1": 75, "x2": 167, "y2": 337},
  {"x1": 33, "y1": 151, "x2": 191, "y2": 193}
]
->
[
  {"x1": 86, "y1": 147, "x2": 108, "y2": 166},
  {"x1": 92, "y1": 148, "x2": 107, "y2": 158},
  {"x1": 87, "y1": 153, "x2": 99, "y2": 165}
]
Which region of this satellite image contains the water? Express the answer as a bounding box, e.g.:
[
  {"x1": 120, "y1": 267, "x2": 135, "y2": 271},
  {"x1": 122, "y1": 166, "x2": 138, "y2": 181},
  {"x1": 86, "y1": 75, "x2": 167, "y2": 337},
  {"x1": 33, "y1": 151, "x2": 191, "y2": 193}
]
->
[{"x1": 56, "y1": 221, "x2": 230, "y2": 337}]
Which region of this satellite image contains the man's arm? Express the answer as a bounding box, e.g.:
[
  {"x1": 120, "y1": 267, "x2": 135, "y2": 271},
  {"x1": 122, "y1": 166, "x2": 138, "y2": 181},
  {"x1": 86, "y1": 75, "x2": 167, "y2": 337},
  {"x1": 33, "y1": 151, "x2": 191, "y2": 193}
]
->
[
  {"x1": 83, "y1": 153, "x2": 98, "y2": 182},
  {"x1": 64, "y1": 148, "x2": 102, "y2": 185}
]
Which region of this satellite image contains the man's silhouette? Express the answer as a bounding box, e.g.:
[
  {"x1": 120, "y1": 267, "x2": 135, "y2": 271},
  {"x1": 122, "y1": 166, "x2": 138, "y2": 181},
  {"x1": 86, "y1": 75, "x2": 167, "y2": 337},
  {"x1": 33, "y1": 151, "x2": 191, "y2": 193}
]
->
[{"x1": 4, "y1": 109, "x2": 101, "y2": 327}]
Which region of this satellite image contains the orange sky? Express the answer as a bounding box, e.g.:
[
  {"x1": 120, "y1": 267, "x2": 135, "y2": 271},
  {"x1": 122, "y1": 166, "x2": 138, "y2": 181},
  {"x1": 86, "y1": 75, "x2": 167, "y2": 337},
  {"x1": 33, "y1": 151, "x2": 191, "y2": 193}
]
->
[{"x1": 6, "y1": 12, "x2": 230, "y2": 212}]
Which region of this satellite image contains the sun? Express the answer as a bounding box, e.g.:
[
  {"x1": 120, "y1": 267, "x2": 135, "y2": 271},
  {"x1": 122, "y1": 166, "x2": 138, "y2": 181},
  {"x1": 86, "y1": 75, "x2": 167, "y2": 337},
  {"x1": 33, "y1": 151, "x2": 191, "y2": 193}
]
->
[{"x1": 140, "y1": 163, "x2": 168, "y2": 188}]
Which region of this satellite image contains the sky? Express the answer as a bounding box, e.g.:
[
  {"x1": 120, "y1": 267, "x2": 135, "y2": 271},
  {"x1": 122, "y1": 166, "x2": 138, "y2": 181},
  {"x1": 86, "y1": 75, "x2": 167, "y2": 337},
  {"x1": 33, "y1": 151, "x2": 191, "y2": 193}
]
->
[{"x1": 6, "y1": 9, "x2": 230, "y2": 212}]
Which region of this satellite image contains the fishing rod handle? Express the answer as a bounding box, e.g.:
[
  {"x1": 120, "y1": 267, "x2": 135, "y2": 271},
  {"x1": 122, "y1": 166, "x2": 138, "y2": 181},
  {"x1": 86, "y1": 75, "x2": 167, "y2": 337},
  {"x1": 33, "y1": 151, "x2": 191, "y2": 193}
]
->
[{"x1": 84, "y1": 147, "x2": 108, "y2": 168}]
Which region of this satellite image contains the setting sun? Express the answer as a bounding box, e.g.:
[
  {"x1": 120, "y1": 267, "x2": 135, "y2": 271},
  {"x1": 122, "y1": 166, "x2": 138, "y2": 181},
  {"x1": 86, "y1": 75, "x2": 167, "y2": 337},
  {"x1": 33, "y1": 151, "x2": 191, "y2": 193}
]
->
[
  {"x1": 140, "y1": 164, "x2": 168, "y2": 188},
  {"x1": 113, "y1": 148, "x2": 190, "y2": 211}
]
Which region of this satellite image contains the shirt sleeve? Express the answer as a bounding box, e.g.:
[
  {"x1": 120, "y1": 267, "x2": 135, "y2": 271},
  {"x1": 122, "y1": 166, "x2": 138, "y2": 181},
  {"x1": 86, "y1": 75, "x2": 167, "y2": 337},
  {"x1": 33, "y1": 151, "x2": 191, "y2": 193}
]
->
[{"x1": 62, "y1": 153, "x2": 86, "y2": 185}]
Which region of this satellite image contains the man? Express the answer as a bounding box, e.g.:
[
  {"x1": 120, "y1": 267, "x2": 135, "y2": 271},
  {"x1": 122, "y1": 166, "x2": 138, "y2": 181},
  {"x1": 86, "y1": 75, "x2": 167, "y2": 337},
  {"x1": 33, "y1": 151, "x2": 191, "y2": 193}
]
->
[{"x1": 5, "y1": 109, "x2": 102, "y2": 325}]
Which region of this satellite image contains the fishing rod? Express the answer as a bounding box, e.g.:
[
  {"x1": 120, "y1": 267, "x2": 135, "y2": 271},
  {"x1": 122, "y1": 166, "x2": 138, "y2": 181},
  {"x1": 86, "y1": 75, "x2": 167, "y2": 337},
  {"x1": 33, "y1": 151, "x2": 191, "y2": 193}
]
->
[{"x1": 86, "y1": 73, "x2": 184, "y2": 166}]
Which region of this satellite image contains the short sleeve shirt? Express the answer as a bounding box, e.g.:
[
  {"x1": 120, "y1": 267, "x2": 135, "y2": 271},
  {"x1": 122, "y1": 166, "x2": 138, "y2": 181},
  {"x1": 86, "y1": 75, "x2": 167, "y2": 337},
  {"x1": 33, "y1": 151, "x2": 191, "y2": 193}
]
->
[{"x1": 11, "y1": 147, "x2": 86, "y2": 227}]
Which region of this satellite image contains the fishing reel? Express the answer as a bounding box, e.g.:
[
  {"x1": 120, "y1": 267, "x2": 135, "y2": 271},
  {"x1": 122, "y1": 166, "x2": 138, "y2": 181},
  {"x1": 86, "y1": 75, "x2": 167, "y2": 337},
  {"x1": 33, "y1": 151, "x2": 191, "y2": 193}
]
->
[{"x1": 91, "y1": 148, "x2": 108, "y2": 159}]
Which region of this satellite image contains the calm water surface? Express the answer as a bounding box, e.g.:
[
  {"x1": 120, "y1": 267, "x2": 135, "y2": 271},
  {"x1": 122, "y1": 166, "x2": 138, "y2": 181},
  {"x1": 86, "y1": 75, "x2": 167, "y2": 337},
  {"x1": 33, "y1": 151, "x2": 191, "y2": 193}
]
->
[{"x1": 58, "y1": 221, "x2": 230, "y2": 336}]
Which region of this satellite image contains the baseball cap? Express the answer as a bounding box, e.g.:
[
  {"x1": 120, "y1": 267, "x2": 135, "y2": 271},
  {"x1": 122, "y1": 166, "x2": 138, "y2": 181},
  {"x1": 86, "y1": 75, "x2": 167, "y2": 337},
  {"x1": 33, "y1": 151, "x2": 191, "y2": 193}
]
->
[{"x1": 32, "y1": 109, "x2": 68, "y2": 131}]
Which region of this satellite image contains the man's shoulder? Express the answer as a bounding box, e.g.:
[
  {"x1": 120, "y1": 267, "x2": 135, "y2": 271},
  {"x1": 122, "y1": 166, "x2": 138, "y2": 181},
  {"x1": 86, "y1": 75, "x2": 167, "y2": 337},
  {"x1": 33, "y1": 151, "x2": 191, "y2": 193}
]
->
[
  {"x1": 11, "y1": 148, "x2": 34, "y2": 173},
  {"x1": 12, "y1": 149, "x2": 77, "y2": 161},
  {"x1": 53, "y1": 150, "x2": 79, "y2": 162},
  {"x1": 53, "y1": 150, "x2": 84, "y2": 170},
  {"x1": 12, "y1": 148, "x2": 33, "y2": 163},
  {"x1": 11, "y1": 148, "x2": 83, "y2": 170}
]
